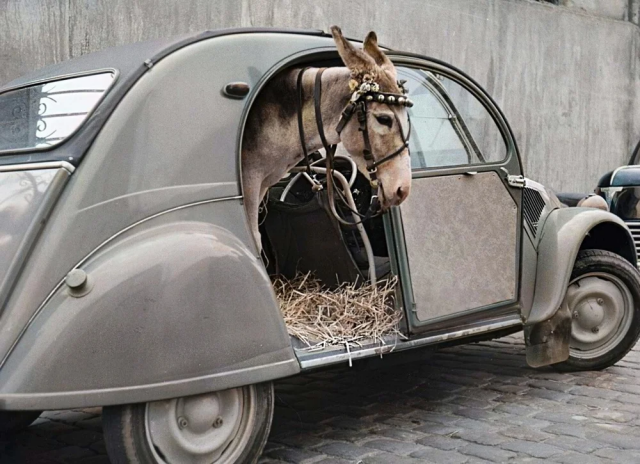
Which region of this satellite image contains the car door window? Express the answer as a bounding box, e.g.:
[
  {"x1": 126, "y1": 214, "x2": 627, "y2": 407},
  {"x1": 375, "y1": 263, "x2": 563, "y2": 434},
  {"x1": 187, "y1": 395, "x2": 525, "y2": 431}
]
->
[{"x1": 397, "y1": 67, "x2": 507, "y2": 170}]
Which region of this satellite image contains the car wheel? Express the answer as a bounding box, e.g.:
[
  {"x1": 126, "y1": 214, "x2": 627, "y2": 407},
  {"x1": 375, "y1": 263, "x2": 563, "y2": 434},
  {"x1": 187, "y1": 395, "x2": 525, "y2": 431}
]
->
[
  {"x1": 102, "y1": 383, "x2": 274, "y2": 464},
  {"x1": 0, "y1": 410, "x2": 41, "y2": 433},
  {"x1": 555, "y1": 249, "x2": 640, "y2": 371}
]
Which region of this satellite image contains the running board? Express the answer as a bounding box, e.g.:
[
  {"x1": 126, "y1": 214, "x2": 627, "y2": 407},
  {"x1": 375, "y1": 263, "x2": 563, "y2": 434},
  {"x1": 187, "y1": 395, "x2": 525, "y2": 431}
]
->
[{"x1": 296, "y1": 315, "x2": 523, "y2": 370}]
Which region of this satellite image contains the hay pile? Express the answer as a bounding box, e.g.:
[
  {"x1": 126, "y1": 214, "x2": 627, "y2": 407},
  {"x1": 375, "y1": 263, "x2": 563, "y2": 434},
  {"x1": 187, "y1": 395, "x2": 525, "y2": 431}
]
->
[{"x1": 272, "y1": 273, "x2": 404, "y2": 350}]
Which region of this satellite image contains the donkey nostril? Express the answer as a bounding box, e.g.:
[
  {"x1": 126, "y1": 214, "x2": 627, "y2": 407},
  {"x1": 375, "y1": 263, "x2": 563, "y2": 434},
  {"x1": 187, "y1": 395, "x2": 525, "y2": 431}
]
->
[{"x1": 397, "y1": 186, "x2": 408, "y2": 202}]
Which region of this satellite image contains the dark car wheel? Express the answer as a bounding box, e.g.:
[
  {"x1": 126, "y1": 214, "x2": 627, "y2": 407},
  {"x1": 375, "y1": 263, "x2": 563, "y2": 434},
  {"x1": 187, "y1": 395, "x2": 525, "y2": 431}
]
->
[
  {"x1": 103, "y1": 382, "x2": 274, "y2": 464},
  {"x1": 0, "y1": 410, "x2": 41, "y2": 433},
  {"x1": 555, "y1": 250, "x2": 640, "y2": 371}
]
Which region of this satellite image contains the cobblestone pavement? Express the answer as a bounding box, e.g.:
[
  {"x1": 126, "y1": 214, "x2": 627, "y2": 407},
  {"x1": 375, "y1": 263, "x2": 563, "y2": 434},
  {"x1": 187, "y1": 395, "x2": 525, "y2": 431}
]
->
[{"x1": 2, "y1": 333, "x2": 640, "y2": 463}]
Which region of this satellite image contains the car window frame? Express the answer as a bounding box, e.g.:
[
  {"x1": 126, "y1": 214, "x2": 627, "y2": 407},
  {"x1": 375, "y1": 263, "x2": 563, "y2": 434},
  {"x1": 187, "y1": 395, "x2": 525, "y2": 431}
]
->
[
  {"x1": 388, "y1": 53, "x2": 520, "y2": 177},
  {"x1": 401, "y1": 65, "x2": 502, "y2": 170}
]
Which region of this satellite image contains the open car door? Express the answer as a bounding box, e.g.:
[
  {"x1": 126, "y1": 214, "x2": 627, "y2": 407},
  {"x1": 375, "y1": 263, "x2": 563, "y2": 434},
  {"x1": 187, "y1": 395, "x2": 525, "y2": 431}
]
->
[{"x1": 386, "y1": 58, "x2": 524, "y2": 334}]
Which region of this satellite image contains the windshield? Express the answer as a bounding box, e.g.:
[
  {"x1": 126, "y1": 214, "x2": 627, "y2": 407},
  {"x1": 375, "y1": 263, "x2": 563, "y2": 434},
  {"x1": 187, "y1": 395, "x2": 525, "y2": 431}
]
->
[{"x1": 0, "y1": 72, "x2": 115, "y2": 153}]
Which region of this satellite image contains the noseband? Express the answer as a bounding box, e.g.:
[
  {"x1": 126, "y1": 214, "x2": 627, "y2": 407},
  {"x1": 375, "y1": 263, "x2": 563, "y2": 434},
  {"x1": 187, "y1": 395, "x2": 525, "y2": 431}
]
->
[{"x1": 296, "y1": 67, "x2": 413, "y2": 225}]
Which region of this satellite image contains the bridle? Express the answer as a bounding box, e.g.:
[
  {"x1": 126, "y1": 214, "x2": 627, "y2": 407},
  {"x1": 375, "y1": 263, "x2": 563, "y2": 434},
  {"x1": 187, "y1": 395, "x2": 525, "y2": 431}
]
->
[{"x1": 296, "y1": 67, "x2": 413, "y2": 226}]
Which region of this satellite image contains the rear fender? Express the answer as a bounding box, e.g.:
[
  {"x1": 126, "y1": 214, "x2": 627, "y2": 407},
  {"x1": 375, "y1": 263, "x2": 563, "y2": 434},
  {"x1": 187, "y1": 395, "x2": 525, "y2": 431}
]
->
[{"x1": 0, "y1": 219, "x2": 298, "y2": 410}]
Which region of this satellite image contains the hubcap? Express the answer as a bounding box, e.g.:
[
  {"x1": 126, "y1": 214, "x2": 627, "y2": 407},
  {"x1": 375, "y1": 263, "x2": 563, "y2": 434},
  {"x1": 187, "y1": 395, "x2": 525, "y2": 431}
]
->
[
  {"x1": 145, "y1": 386, "x2": 256, "y2": 464},
  {"x1": 566, "y1": 272, "x2": 633, "y2": 359}
]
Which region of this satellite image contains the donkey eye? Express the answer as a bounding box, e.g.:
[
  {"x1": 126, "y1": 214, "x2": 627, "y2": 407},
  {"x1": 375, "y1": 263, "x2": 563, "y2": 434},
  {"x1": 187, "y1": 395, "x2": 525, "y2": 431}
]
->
[{"x1": 374, "y1": 114, "x2": 393, "y2": 128}]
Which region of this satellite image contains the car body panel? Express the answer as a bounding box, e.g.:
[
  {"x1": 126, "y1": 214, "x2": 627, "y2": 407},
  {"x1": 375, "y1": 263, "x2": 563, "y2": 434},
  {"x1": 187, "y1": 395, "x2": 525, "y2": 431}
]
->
[
  {"x1": 519, "y1": 233, "x2": 538, "y2": 321},
  {"x1": 0, "y1": 202, "x2": 297, "y2": 410},
  {"x1": 0, "y1": 33, "x2": 337, "y2": 359},
  {"x1": 401, "y1": 172, "x2": 518, "y2": 321},
  {"x1": 592, "y1": 138, "x2": 640, "y2": 263},
  {"x1": 0, "y1": 31, "x2": 341, "y2": 409}
]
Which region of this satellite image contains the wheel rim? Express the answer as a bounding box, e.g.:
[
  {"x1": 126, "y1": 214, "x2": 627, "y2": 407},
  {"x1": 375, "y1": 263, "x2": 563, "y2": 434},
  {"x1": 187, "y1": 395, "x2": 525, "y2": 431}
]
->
[
  {"x1": 145, "y1": 386, "x2": 256, "y2": 464},
  {"x1": 567, "y1": 272, "x2": 634, "y2": 359}
]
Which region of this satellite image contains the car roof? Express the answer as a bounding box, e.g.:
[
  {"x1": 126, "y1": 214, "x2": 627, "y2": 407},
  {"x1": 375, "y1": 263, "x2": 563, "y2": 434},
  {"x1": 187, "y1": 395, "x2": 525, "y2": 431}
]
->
[{"x1": 0, "y1": 28, "x2": 328, "y2": 92}]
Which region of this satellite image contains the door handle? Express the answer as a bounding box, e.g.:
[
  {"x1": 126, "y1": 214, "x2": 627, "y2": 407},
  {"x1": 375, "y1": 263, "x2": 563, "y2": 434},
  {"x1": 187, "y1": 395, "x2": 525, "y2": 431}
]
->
[{"x1": 464, "y1": 171, "x2": 478, "y2": 176}]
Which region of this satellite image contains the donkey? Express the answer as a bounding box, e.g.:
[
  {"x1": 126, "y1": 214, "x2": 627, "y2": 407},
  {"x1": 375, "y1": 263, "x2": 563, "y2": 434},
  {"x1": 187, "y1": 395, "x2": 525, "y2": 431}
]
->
[{"x1": 242, "y1": 26, "x2": 412, "y2": 247}]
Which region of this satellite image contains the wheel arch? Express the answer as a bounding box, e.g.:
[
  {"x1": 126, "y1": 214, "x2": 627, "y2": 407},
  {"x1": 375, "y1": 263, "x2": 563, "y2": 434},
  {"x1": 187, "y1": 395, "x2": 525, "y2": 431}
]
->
[
  {"x1": 579, "y1": 221, "x2": 636, "y2": 266},
  {"x1": 527, "y1": 207, "x2": 636, "y2": 326}
]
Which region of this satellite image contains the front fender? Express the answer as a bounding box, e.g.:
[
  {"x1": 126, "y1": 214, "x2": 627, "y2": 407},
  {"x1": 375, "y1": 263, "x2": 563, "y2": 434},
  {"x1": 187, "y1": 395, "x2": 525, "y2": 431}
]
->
[
  {"x1": 526, "y1": 207, "x2": 635, "y2": 326},
  {"x1": 0, "y1": 220, "x2": 298, "y2": 410}
]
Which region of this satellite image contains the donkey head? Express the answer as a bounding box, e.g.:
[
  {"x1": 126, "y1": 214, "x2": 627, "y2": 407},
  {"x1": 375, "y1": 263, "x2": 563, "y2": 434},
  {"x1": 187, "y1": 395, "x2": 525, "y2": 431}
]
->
[{"x1": 331, "y1": 26, "x2": 412, "y2": 210}]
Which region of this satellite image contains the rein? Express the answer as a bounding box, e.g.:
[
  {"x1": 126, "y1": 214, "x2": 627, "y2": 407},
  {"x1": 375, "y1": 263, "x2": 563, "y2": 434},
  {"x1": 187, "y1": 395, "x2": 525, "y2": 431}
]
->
[{"x1": 295, "y1": 67, "x2": 413, "y2": 225}]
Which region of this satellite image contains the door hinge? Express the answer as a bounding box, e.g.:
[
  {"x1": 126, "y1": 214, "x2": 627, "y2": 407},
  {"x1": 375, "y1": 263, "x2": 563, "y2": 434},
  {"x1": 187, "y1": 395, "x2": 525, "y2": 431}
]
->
[
  {"x1": 507, "y1": 174, "x2": 526, "y2": 189},
  {"x1": 500, "y1": 167, "x2": 526, "y2": 189}
]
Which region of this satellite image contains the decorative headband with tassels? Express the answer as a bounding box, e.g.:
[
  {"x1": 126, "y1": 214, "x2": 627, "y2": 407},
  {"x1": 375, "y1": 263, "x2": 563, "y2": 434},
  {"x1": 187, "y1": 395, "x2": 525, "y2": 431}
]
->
[{"x1": 349, "y1": 77, "x2": 414, "y2": 107}]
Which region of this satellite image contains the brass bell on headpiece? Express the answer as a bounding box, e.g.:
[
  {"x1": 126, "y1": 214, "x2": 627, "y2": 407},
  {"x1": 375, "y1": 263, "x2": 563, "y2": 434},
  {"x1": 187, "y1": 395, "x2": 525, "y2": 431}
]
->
[
  {"x1": 377, "y1": 94, "x2": 385, "y2": 102},
  {"x1": 387, "y1": 96, "x2": 396, "y2": 104},
  {"x1": 397, "y1": 97, "x2": 406, "y2": 105},
  {"x1": 366, "y1": 95, "x2": 373, "y2": 102}
]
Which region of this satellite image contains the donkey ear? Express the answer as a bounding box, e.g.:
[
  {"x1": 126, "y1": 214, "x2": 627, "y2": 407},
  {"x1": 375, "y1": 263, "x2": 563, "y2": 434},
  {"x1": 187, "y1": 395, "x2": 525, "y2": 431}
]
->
[
  {"x1": 363, "y1": 31, "x2": 396, "y2": 78},
  {"x1": 330, "y1": 26, "x2": 376, "y2": 73}
]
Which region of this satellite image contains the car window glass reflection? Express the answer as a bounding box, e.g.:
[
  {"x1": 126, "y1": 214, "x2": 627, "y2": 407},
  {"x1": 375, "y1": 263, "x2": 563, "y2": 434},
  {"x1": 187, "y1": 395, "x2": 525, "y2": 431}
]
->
[
  {"x1": 0, "y1": 72, "x2": 115, "y2": 153},
  {"x1": 398, "y1": 67, "x2": 506, "y2": 170}
]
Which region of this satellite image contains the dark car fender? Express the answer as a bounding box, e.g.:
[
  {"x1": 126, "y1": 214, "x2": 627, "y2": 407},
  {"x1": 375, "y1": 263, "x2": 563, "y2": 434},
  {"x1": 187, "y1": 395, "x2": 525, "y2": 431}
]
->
[
  {"x1": 0, "y1": 219, "x2": 298, "y2": 410},
  {"x1": 524, "y1": 207, "x2": 636, "y2": 367}
]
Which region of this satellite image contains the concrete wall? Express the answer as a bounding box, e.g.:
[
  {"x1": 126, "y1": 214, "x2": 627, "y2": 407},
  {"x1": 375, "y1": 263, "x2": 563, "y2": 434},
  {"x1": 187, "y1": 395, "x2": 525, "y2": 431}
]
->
[
  {"x1": 0, "y1": 0, "x2": 639, "y2": 192},
  {"x1": 562, "y1": 0, "x2": 630, "y2": 21},
  {"x1": 633, "y1": 0, "x2": 640, "y2": 24}
]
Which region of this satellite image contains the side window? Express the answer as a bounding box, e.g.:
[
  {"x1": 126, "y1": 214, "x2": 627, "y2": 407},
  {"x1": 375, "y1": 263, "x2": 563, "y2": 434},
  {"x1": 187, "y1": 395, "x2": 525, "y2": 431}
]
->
[
  {"x1": 0, "y1": 72, "x2": 115, "y2": 153},
  {"x1": 397, "y1": 67, "x2": 507, "y2": 170}
]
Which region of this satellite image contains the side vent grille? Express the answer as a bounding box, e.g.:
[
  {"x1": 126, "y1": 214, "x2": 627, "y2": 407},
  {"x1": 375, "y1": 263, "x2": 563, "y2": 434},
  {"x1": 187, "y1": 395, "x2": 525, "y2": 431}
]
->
[
  {"x1": 625, "y1": 222, "x2": 640, "y2": 260},
  {"x1": 523, "y1": 187, "x2": 546, "y2": 237}
]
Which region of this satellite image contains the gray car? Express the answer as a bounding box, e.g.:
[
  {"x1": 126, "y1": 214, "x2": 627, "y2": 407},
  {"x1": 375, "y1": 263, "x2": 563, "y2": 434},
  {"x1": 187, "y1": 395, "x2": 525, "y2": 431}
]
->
[{"x1": 0, "y1": 28, "x2": 639, "y2": 464}]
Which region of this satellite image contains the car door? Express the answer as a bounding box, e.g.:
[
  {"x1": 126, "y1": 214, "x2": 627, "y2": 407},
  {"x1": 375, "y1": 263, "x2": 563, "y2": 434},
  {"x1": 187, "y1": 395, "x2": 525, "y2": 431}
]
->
[{"x1": 386, "y1": 58, "x2": 523, "y2": 333}]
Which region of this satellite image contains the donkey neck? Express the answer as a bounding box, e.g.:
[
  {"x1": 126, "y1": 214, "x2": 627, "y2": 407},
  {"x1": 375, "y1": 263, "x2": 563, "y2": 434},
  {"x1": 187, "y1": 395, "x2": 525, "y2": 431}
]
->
[{"x1": 297, "y1": 67, "x2": 352, "y2": 151}]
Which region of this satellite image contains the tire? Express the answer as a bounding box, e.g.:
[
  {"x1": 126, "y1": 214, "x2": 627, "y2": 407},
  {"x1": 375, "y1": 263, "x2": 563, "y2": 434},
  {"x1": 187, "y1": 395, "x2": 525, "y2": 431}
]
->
[
  {"x1": 103, "y1": 383, "x2": 274, "y2": 464},
  {"x1": 555, "y1": 249, "x2": 640, "y2": 371},
  {"x1": 0, "y1": 410, "x2": 41, "y2": 433}
]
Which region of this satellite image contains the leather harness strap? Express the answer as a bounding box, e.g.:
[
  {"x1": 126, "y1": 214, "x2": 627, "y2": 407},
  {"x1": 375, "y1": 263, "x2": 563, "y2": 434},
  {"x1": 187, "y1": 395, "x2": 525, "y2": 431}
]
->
[
  {"x1": 297, "y1": 67, "x2": 413, "y2": 225},
  {"x1": 314, "y1": 68, "x2": 333, "y2": 152},
  {"x1": 296, "y1": 67, "x2": 312, "y2": 177}
]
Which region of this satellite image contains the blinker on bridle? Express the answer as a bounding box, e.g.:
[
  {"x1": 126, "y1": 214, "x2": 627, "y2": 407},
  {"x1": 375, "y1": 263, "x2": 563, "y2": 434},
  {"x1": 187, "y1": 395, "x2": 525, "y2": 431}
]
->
[{"x1": 296, "y1": 67, "x2": 413, "y2": 226}]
